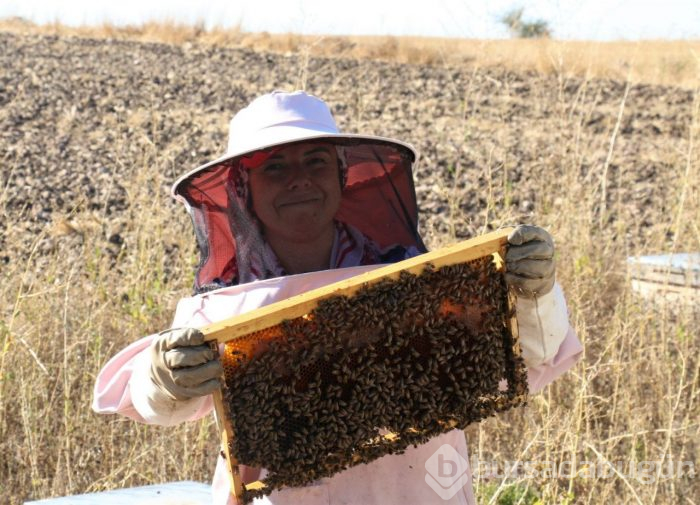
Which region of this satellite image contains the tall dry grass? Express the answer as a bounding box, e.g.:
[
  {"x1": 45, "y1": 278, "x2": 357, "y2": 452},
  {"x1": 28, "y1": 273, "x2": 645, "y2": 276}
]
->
[
  {"x1": 1, "y1": 17, "x2": 699, "y2": 88},
  {"x1": 460, "y1": 85, "x2": 700, "y2": 505},
  {"x1": 0, "y1": 133, "x2": 219, "y2": 501},
  {"x1": 1, "y1": 20, "x2": 699, "y2": 505}
]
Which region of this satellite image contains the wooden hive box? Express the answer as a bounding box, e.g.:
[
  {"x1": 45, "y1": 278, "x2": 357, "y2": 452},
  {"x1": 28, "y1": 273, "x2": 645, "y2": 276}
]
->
[{"x1": 627, "y1": 253, "x2": 700, "y2": 306}]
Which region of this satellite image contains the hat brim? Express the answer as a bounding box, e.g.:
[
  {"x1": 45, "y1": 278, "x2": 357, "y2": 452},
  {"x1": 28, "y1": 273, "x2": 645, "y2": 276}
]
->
[{"x1": 171, "y1": 130, "x2": 418, "y2": 198}]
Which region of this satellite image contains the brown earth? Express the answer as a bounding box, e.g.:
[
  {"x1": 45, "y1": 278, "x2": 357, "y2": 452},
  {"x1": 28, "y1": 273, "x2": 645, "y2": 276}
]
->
[{"x1": 0, "y1": 31, "x2": 693, "y2": 271}]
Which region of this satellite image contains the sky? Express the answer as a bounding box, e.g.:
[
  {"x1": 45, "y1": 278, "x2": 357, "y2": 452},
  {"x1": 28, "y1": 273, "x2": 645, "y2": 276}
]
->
[{"x1": 1, "y1": 0, "x2": 698, "y2": 40}]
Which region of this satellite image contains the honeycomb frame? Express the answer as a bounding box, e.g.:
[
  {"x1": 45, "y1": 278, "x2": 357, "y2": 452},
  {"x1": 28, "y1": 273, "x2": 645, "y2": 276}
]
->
[{"x1": 202, "y1": 229, "x2": 526, "y2": 502}]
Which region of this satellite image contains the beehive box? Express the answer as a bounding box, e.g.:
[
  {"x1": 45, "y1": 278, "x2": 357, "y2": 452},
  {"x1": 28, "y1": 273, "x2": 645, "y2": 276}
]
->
[
  {"x1": 627, "y1": 253, "x2": 700, "y2": 305},
  {"x1": 23, "y1": 481, "x2": 212, "y2": 504},
  {"x1": 202, "y1": 229, "x2": 527, "y2": 503}
]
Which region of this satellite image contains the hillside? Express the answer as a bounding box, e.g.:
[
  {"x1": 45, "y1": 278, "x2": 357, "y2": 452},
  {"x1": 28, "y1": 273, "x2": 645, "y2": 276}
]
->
[{"x1": 1, "y1": 31, "x2": 693, "y2": 263}]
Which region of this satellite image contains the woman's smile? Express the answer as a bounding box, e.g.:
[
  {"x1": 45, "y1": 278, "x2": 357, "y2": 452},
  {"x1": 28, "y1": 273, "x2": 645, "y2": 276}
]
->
[{"x1": 277, "y1": 194, "x2": 323, "y2": 208}]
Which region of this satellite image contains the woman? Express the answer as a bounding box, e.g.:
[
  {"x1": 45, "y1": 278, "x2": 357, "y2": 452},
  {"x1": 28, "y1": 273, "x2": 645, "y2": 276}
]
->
[{"x1": 93, "y1": 91, "x2": 581, "y2": 504}]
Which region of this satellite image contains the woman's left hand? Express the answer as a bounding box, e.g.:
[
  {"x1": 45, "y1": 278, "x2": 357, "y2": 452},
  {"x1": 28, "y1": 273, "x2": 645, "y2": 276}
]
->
[{"x1": 505, "y1": 224, "x2": 555, "y2": 298}]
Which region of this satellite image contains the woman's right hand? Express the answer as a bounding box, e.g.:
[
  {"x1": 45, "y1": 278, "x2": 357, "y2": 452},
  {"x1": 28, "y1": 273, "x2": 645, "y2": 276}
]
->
[{"x1": 149, "y1": 328, "x2": 223, "y2": 401}]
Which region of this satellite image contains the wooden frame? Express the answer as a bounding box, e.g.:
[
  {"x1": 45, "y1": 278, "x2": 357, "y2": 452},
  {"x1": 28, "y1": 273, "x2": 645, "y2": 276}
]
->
[{"x1": 201, "y1": 228, "x2": 518, "y2": 501}]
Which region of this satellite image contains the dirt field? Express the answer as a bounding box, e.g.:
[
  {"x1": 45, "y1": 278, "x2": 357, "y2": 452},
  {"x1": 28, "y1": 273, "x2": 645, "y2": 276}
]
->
[{"x1": 1, "y1": 29, "x2": 698, "y2": 504}]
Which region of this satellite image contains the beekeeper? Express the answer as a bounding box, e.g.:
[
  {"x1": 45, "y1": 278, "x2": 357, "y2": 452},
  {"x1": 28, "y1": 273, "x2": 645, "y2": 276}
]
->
[{"x1": 93, "y1": 90, "x2": 582, "y2": 505}]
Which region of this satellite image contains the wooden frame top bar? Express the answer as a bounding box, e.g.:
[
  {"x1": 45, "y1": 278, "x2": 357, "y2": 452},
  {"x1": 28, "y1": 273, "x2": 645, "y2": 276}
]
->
[{"x1": 202, "y1": 228, "x2": 512, "y2": 344}]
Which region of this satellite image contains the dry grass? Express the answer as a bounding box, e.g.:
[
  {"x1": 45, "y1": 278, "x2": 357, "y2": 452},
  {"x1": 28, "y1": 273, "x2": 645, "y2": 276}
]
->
[
  {"x1": 1, "y1": 17, "x2": 699, "y2": 88},
  {"x1": 0, "y1": 138, "x2": 215, "y2": 502},
  {"x1": 462, "y1": 90, "x2": 700, "y2": 504},
  {"x1": 1, "y1": 19, "x2": 699, "y2": 505}
]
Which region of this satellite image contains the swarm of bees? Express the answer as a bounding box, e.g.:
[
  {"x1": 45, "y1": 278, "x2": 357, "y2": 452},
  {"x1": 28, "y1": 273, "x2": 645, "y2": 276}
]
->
[{"x1": 219, "y1": 256, "x2": 528, "y2": 502}]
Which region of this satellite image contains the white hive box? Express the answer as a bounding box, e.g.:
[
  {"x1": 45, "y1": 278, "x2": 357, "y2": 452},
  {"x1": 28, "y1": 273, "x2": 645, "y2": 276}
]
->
[
  {"x1": 627, "y1": 253, "x2": 700, "y2": 304},
  {"x1": 23, "y1": 481, "x2": 212, "y2": 505}
]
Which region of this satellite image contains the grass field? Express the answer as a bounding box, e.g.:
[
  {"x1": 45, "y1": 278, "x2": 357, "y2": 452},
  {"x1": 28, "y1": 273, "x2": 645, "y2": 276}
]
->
[
  {"x1": 0, "y1": 19, "x2": 698, "y2": 505},
  {"x1": 1, "y1": 17, "x2": 700, "y2": 87}
]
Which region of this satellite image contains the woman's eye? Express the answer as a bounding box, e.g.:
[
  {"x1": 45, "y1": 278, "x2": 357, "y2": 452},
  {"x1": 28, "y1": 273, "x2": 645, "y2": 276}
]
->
[
  {"x1": 263, "y1": 163, "x2": 285, "y2": 173},
  {"x1": 307, "y1": 157, "x2": 329, "y2": 167}
]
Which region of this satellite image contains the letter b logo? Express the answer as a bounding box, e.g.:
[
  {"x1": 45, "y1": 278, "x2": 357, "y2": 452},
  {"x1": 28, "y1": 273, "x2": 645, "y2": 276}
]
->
[
  {"x1": 425, "y1": 444, "x2": 470, "y2": 500},
  {"x1": 438, "y1": 454, "x2": 457, "y2": 478}
]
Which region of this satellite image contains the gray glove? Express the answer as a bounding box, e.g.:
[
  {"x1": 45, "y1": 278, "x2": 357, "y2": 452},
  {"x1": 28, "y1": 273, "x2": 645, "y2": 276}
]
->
[
  {"x1": 505, "y1": 224, "x2": 556, "y2": 298},
  {"x1": 149, "y1": 327, "x2": 223, "y2": 401}
]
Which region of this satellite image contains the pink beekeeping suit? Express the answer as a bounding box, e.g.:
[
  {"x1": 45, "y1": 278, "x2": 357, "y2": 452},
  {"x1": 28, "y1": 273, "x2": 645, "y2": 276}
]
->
[{"x1": 93, "y1": 264, "x2": 582, "y2": 505}]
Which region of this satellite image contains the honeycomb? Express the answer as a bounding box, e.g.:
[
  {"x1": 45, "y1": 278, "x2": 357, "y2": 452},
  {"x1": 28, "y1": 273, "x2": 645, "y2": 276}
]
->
[{"x1": 219, "y1": 256, "x2": 527, "y2": 502}]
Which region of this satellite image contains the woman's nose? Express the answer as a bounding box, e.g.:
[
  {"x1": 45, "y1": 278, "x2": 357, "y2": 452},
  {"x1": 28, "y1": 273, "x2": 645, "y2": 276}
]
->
[{"x1": 286, "y1": 165, "x2": 312, "y2": 190}]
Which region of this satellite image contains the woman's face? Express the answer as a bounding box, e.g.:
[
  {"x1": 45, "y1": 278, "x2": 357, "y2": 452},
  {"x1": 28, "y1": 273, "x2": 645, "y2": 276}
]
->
[{"x1": 247, "y1": 142, "x2": 342, "y2": 243}]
